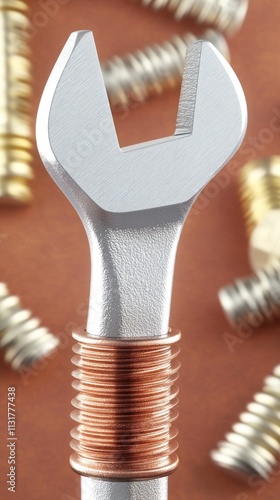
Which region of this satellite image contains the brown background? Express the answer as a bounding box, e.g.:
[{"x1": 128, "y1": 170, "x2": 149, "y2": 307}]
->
[{"x1": 1, "y1": 1, "x2": 280, "y2": 499}]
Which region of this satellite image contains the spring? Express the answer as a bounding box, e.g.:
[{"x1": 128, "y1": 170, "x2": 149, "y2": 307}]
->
[
  {"x1": 132, "y1": 0, "x2": 249, "y2": 35},
  {"x1": 0, "y1": 283, "x2": 59, "y2": 370},
  {"x1": 218, "y1": 260, "x2": 280, "y2": 329},
  {"x1": 238, "y1": 157, "x2": 280, "y2": 236},
  {"x1": 102, "y1": 29, "x2": 229, "y2": 109},
  {"x1": 0, "y1": 0, "x2": 33, "y2": 205},
  {"x1": 211, "y1": 363, "x2": 280, "y2": 481},
  {"x1": 70, "y1": 327, "x2": 181, "y2": 480}
]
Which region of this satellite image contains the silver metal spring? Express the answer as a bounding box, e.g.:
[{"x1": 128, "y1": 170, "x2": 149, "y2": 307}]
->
[
  {"x1": 102, "y1": 29, "x2": 229, "y2": 110},
  {"x1": 0, "y1": 283, "x2": 59, "y2": 370},
  {"x1": 219, "y1": 260, "x2": 280, "y2": 329},
  {"x1": 0, "y1": 0, "x2": 33, "y2": 205},
  {"x1": 131, "y1": 0, "x2": 249, "y2": 35},
  {"x1": 211, "y1": 363, "x2": 280, "y2": 481}
]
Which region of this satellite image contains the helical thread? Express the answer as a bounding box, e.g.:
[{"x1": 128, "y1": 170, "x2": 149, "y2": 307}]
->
[
  {"x1": 238, "y1": 157, "x2": 280, "y2": 236},
  {"x1": 211, "y1": 363, "x2": 280, "y2": 480},
  {"x1": 0, "y1": 283, "x2": 59, "y2": 370},
  {"x1": 132, "y1": 0, "x2": 249, "y2": 35},
  {"x1": 102, "y1": 29, "x2": 229, "y2": 109},
  {"x1": 70, "y1": 327, "x2": 181, "y2": 480},
  {"x1": 218, "y1": 260, "x2": 280, "y2": 328},
  {"x1": 0, "y1": 0, "x2": 33, "y2": 205}
]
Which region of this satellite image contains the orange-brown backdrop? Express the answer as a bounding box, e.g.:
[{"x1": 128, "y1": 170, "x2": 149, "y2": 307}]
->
[{"x1": 0, "y1": 1, "x2": 279, "y2": 499}]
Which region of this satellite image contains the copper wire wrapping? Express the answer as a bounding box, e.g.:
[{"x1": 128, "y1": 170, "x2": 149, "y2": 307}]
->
[{"x1": 70, "y1": 327, "x2": 181, "y2": 480}]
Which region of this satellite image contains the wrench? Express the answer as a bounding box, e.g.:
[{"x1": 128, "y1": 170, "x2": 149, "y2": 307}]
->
[{"x1": 36, "y1": 31, "x2": 247, "y2": 500}]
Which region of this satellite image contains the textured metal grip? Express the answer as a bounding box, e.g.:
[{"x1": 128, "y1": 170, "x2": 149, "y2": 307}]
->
[{"x1": 70, "y1": 327, "x2": 181, "y2": 480}]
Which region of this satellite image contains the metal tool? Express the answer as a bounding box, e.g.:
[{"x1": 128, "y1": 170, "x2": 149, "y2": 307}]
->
[
  {"x1": 0, "y1": 283, "x2": 59, "y2": 370},
  {"x1": 211, "y1": 362, "x2": 280, "y2": 482},
  {"x1": 36, "y1": 30, "x2": 246, "y2": 500},
  {"x1": 131, "y1": 0, "x2": 249, "y2": 35},
  {"x1": 102, "y1": 29, "x2": 229, "y2": 110},
  {"x1": 219, "y1": 157, "x2": 280, "y2": 329},
  {"x1": 0, "y1": 0, "x2": 33, "y2": 205}
]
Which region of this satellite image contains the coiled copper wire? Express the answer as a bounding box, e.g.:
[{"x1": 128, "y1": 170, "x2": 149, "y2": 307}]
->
[{"x1": 70, "y1": 327, "x2": 181, "y2": 480}]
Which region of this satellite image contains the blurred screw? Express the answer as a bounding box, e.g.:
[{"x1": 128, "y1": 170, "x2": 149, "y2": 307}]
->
[
  {"x1": 239, "y1": 157, "x2": 280, "y2": 272},
  {"x1": 211, "y1": 363, "x2": 280, "y2": 481},
  {"x1": 219, "y1": 260, "x2": 280, "y2": 328},
  {"x1": 219, "y1": 157, "x2": 280, "y2": 329},
  {"x1": 0, "y1": 283, "x2": 59, "y2": 370},
  {"x1": 102, "y1": 29, "x2": 229, "y2": 110},
  {"x1": 131, "y1": 0, "x2": 249, "y2": 35},
  {"x1": 0, "y1": 0, "x2": 33, "y2": 206}
]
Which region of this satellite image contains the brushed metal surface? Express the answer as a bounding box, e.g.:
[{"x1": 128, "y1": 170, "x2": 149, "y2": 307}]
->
[{"x1": 36, "y1": 30, "x2": 247, "y2": 500}]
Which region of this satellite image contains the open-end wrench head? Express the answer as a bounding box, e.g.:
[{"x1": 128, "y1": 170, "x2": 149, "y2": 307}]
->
[{"x1": 37, "y1": 31, "x2": 247, "y2": 213}]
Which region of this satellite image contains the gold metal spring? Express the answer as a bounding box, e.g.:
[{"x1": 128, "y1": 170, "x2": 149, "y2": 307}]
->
[
  {"x1": 211, "y1": 363, "x2": 280, "y2": 481},
  {"x1": 70, "y1": 327, "x2": 181, "y2": 480},
  {"x1": 0, "y1": 0, "x2": 33, "y2": 205},
  {"x1": 131, "y1": 0, "x2": 249, "y2": 35},
  {"x1": 102, "y1": 29, "x2": 229, "y2": 110},
  {"x1": 0, "y1": 283, "x2": 59, "y2": 370}
]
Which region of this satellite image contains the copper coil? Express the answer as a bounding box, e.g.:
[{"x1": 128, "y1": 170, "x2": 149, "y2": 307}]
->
[{"x1": 70, "y1": 327, "x2": 181, "y2": 480}]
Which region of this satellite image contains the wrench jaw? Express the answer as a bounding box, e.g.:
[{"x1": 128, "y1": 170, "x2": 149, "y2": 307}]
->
[
  {"x1": 37, "y1": 31, "x2": 247, "y2": 214},
  {"x1": 36, "y1": 30, "x2": 118, "y2": 211},
  {"x1": 175, "y1": 40, "x2": 247, "y2": 181}
]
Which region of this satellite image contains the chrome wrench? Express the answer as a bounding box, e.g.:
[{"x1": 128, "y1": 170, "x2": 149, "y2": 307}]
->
[{"x1": 36, "y1": 31, "x2": 247, "y2": 500}]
